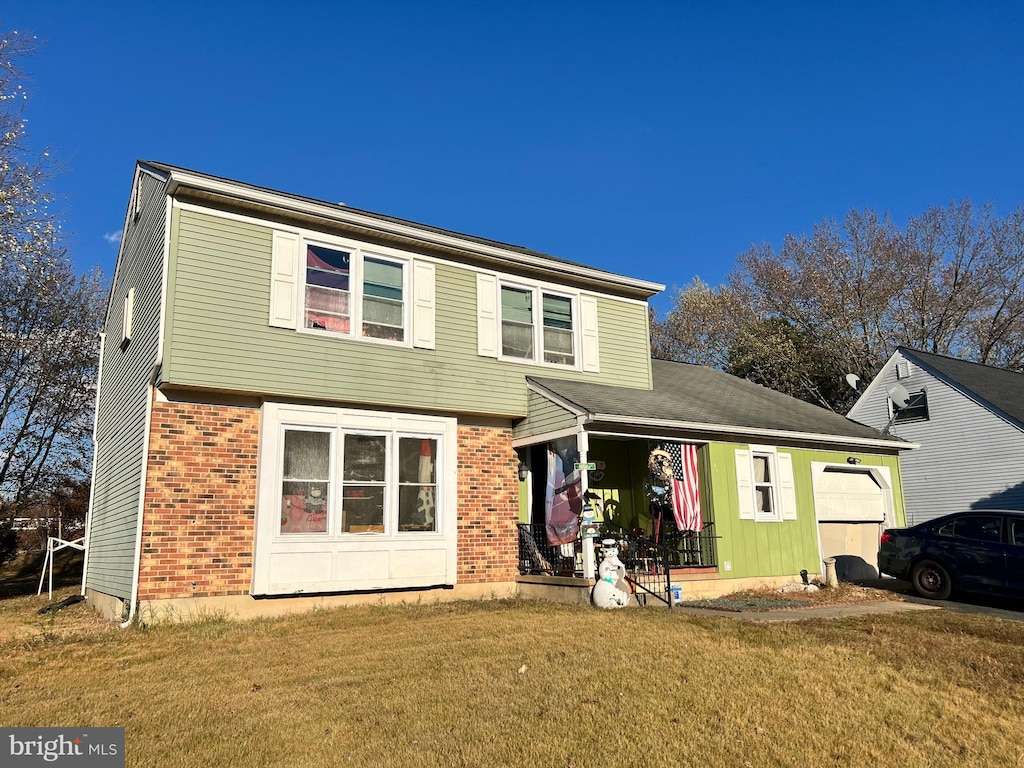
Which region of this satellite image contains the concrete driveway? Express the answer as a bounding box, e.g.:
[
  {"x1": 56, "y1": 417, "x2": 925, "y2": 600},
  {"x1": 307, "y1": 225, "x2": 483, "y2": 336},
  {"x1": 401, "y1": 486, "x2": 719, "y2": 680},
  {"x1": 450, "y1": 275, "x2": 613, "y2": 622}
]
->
[{"x1": 860, "y1": 578, "x2": 1024, "y2": 623}]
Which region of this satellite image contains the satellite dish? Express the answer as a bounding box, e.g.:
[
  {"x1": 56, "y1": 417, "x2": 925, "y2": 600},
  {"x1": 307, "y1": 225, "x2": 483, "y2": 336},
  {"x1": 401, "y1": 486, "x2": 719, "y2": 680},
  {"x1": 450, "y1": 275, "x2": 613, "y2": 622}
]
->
[
  {"x1": 887, "y1": 383, "x2": 911, "y2": 410},
  {"x1": 845, "y1": 373, "x2": 861, "y2": 391}
]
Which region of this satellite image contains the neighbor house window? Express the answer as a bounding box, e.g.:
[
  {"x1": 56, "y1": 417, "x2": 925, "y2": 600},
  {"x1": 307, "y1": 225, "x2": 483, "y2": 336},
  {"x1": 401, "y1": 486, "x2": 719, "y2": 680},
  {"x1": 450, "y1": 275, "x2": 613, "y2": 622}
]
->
[
  {"x1": 500, "y1": 283, "x2": 576, "y2": 366},
  {"x1": 893, "y1": 390, "x2": 929, "y2": 422},
  {"x1": 304, "y1": 243, "x2": 407, "y2": 342}
]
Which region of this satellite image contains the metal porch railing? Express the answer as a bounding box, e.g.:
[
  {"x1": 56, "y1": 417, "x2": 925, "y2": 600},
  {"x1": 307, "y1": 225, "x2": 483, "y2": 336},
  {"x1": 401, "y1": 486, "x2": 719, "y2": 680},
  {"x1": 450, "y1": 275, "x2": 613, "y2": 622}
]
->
[{"x1": 517, "y1": 522, "x2": 721, "y2": 608}]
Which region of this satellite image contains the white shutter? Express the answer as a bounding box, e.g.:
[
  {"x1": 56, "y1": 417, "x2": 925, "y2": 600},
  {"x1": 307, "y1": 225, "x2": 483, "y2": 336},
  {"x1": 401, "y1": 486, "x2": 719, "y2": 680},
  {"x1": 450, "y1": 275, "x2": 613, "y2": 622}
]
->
[
  {"x1": 580, "y1": 294, "x2": 600, "y2": 372},
  {"x1": 269, "y1": 230, "x2": 301, "y2": 329},
  {"x1": 735, "y1": 449, "x2": 755, "y2": 520},
  {"x1": 777, "y1": 452, "x2": 797, "y2": 520},
  {"x1": 412, "y1": 261, "x2": 436, "y2": 349},
  {"x1": 477, "y1": 273, "x2": 498, "y2": 357}
]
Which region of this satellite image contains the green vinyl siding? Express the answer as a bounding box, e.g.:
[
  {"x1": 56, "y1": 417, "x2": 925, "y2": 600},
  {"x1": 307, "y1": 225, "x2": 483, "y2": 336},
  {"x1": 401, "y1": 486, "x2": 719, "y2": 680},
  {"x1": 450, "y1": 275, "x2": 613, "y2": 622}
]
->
[
  {"x1": 87, "y1": 171, "x2": 167, "y2": 600},
  {"x1": 163, "y1": 208, "x2": 654, "y2": 415},
  {"x1": 704, "y1": 442, "x2": 905, "y2": 580},
  {"x1": 514, "y1": 391, "x2": 578, "y2": 438}
]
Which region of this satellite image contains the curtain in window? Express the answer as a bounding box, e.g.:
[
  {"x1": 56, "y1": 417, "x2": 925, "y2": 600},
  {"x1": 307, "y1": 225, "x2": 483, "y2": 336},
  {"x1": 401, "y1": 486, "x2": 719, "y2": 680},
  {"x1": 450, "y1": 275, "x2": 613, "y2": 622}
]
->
[{"x1": 501, "y1": 286, "x2": 534, "y2": 358}]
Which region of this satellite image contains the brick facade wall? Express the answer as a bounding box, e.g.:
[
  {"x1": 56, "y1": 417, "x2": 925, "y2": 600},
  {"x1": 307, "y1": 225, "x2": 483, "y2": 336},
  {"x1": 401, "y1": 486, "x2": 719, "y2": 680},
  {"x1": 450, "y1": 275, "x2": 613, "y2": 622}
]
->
[
  {"x1": 456, "y1": 424, "x2": 519, "y2": 583},
  {"x1": 138, "y1": 400, "x2": 260, "y2": 600},
  {"x1": 137, "y1": 405, "x2": 518, "y2": 601}
]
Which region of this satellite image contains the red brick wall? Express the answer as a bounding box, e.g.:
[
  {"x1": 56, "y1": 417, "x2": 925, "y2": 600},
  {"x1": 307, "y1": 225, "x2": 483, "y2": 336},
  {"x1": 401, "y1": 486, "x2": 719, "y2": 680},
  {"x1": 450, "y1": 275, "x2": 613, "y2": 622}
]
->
[
  {"x1": 138, "y1": 407, "x2": 518, "y2": 599},
  {"x1": 138, "y1": 400, "x2": 260, "y2": 600},
  {"x1": 456, "y1": 424, "x2": 519, "y2": 583}
]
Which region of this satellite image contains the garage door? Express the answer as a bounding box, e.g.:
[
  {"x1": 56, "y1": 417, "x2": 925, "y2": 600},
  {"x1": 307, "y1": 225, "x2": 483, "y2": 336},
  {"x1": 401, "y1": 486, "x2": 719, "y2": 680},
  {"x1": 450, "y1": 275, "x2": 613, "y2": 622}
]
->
[{"x1": 814, "y1": 468, "x2": 888, "y2": 581}]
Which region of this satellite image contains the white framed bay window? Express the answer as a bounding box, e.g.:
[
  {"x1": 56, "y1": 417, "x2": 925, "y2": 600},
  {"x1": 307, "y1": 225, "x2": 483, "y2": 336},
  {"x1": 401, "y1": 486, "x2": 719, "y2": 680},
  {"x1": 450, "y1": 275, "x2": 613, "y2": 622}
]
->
[{"x1": 254, "y1": 403, "x2": 457, "y2": 595}]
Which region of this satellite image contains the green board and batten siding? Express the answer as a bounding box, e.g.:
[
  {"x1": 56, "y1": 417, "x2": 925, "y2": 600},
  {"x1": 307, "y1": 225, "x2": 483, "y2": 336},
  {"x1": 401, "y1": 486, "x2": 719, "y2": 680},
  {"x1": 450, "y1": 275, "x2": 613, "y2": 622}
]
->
[
  {"x1": 86, "y1": 172, "x2": 167, "y2": 600},
  {"x1": 704, "y1": 442, "x2": 905, "y2": 580},
  {"x1": 162, "y1": 208, "x2": 653, "y2": 415}
]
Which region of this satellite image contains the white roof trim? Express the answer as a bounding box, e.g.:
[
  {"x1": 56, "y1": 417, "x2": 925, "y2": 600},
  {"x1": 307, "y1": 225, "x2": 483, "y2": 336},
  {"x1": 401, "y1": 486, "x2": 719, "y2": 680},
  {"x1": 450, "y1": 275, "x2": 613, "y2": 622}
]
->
[
  {"x1": 588, "y1": 413, "x2": 916, "y2": 450},
  {"x1": 163, "y1": 169, "x2": 664, "y2": 296}
]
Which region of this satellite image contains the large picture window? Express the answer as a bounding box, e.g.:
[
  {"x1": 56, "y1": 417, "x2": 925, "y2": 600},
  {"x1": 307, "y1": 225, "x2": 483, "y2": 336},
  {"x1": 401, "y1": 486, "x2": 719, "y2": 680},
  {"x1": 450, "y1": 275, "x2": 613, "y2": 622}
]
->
[
  {"x1": 256, "y1": 404, "x2": 456, "y2": 596},
  {"x1": 274, "y1": 427, "x2": 440, "y2": 538},
  {"x1": 499, "y1": 282, "x2": 576, "y2": 366},
  {"x1": 303, "y1": 242, "x2": 407, "y2": 342}
]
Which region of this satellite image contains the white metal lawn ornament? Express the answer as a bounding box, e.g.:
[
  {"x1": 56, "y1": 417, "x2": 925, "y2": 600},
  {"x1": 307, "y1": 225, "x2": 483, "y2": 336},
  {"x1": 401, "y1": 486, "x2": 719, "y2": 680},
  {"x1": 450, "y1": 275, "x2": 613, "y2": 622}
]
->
[{"x1": 591, "y1": 539, "x2": 631, "y2": 609}]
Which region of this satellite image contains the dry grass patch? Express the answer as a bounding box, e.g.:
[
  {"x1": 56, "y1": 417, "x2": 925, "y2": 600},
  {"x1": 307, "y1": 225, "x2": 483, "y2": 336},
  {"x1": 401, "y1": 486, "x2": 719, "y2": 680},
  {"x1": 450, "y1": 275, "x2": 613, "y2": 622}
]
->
[
  {"x1": 683, "y1": 582, "x2": 904, "y2": 612},
  {"x1": 0, "y1": 596, "x2": 1022, "y2": 767}
]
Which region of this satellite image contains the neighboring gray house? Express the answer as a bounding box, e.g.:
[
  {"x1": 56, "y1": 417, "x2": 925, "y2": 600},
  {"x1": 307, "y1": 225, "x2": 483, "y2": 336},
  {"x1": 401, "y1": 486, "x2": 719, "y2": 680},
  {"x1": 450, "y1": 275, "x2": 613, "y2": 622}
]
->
[{"x1": 848, "y1": 348, "x2": 1024, "y2": 526}]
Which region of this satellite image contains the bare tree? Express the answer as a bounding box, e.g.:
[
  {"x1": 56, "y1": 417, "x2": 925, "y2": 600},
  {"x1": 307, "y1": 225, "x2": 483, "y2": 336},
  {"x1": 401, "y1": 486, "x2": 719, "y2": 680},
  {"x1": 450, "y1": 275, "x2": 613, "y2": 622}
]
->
[
  {"x1": 653, "y1": 201, "x2": 1024, "y2": 412},
  {"x1": 0, "y1": 30, "x2": 105, "y2": 526}
]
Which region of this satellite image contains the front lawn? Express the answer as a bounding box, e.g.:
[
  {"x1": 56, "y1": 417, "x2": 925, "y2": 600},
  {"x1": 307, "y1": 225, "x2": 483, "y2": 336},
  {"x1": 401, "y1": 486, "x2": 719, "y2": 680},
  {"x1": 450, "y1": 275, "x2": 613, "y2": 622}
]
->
[{"x1": 1, "y1": 589, "x2": 1022, "y2": 767}]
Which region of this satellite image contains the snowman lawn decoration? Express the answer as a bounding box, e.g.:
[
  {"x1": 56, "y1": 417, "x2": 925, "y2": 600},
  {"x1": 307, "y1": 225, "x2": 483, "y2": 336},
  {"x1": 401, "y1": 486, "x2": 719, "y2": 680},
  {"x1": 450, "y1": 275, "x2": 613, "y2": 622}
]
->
[{"x1": 591, "y1": 538, "x2": 631, "y2": 609}]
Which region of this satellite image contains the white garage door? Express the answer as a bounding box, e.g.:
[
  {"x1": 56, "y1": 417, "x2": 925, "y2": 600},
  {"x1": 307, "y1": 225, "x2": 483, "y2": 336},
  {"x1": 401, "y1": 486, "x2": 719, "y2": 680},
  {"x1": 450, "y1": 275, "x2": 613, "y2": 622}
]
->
[
  {"x1": 814, "y1": 468, "x2": 887, "y2": 523},
  {"x1": 814, "y1": 467, "x2": 890, "y2": 581}
]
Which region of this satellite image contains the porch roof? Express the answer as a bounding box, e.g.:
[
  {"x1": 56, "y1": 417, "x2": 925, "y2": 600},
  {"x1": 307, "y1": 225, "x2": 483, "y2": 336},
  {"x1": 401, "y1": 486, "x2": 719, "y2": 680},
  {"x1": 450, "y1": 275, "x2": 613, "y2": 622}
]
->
[{"x1": 527, "y1": 359, "x2": 911, "y2": 450}]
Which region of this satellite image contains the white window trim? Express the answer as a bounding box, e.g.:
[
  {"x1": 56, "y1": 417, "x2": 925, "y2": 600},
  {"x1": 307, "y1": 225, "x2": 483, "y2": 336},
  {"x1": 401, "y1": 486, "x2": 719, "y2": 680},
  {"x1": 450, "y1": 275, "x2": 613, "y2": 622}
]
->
[
  {"x1": 268, "y1": 223, "x2": 437, "y2": 349},
  {"x1": 254, "y1": 403, "x2": 458, "y2": 595},
  {"x1": 496, "y1": 278, "x2": 581, "y2": 370},
  {"x1": 737, "y1": 445, "x2": 794, "y2": 523},
  {"x1": 299, "y1": 237, "x2": 412, "y2": 349}
]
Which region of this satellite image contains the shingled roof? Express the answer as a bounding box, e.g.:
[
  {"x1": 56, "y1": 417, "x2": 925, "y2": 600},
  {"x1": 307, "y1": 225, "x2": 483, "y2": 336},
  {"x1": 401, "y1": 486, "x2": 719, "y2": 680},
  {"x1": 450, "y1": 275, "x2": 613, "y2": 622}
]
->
[
  {"x1": 529, "y1": 359, "x2": 906, "y2": 449},
  {"x1": 900, "y1": 348, "x2": 1024, "y2": 428}
]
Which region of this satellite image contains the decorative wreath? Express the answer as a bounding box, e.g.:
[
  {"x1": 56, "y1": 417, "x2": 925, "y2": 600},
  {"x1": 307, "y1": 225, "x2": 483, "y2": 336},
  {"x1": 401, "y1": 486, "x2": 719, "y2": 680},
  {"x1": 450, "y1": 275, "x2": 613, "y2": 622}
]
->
[{"x1": 648, "y1": 448, "x2": 674, "y2": 481}]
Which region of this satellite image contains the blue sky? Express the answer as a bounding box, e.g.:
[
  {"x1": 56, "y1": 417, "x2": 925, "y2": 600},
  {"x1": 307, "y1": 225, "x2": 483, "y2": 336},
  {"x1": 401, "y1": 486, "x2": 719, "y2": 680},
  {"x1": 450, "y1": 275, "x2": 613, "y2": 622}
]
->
[{"x1": 5, "y1": 1, "x2": 1024, "y2": 312}]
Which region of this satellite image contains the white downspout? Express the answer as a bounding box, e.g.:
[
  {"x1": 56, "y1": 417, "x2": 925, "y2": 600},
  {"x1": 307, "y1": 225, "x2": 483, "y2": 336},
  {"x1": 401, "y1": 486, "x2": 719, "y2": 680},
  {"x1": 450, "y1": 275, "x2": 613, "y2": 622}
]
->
[
  {"x1": 120, "y1": 195, "x2": 171, "y2": 628},
  {"x1": 80, "y1": 332, "x2": 106, "y2": 596}
]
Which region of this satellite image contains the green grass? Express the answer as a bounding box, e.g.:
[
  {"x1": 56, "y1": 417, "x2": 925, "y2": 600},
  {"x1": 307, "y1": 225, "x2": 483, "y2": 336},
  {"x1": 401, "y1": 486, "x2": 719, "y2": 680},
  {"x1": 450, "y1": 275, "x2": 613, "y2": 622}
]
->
[{"x1": 0, "y1": 589, "x2": 1022, "y2": 767}]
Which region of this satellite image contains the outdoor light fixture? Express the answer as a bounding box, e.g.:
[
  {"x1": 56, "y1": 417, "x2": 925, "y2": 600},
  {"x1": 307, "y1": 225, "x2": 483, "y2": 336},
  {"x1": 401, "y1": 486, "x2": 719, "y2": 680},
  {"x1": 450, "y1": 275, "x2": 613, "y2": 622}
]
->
[
  {"x1": 847, "y1": 456, "x2": 862, "y2": 465},
  {"x1": 518, "y1": 462, "x2": 529, "y2": 482}
]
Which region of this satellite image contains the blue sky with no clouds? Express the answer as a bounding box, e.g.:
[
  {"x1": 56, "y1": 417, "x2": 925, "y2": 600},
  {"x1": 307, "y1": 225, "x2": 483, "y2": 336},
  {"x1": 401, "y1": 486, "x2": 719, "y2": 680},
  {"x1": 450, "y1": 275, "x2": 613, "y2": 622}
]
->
[{"x1": 4, "y1": 1, "x2": 1024, "y2": 312}]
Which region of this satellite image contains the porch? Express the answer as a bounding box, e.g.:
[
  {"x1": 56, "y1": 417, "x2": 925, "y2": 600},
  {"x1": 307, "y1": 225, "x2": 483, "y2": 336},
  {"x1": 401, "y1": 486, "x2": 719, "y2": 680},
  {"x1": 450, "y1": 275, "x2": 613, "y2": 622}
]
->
[{"x1": 516, "y1": 522, "x2": 721, "y2": 608}]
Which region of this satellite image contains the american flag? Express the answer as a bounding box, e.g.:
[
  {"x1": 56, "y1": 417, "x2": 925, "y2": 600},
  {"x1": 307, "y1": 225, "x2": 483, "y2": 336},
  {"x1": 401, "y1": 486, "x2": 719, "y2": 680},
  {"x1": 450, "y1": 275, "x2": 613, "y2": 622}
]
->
[{"x1": 663, "y1": 442, "x2": 703, "y2": 532}]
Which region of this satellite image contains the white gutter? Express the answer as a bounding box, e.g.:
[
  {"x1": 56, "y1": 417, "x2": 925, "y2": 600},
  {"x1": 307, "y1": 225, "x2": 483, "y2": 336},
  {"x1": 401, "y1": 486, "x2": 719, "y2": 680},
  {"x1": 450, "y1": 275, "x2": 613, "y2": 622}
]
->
[
  {"x1": 163, "y1": 169, "x2": 664, "y2": 297},
  {"x1": 80, "y1": 332, "x2": 106, "y2": 597},
  {"x1": 587, "y1": 413, "x2": 918, "y2": 451},
  {"x1": 120, "y1": 194, "x2": 172, "y2": 629}
]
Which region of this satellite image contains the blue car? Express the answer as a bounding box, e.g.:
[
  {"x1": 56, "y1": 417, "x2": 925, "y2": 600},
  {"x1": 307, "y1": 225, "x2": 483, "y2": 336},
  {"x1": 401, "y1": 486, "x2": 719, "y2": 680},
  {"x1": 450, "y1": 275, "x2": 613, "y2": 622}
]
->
[{"x1": 878, "y1": 510, "x2": 1024, "y2": 600}]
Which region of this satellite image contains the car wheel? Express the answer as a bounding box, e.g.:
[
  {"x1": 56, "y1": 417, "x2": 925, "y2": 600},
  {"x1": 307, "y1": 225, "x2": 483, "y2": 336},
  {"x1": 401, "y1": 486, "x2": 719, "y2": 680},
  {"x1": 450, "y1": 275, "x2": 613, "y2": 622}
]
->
[{"x1": 911, "y1": 559, "x2": 953, "y2": 600}]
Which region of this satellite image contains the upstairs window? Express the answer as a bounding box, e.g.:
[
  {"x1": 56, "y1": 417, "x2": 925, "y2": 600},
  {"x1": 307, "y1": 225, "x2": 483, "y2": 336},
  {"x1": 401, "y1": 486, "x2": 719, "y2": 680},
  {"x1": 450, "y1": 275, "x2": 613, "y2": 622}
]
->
[
  {"x1": 305, "y1": 244, "x2": 352, "y2": 334},
  {"x1": 362, "y1": 257, "x2": 405, "y2": 341},
  {"x1": 542, "y1": 295, "x2": 575, "y2": 365},
  {"x1": 302, "y1": 242, "x2": 408, "y2": 343},
  {"x1": 499, "y1": 283, "x2": 576, "y2": 366},
  {"x1": 501, "y1": 286, "x2": 534, "y2": 359}
]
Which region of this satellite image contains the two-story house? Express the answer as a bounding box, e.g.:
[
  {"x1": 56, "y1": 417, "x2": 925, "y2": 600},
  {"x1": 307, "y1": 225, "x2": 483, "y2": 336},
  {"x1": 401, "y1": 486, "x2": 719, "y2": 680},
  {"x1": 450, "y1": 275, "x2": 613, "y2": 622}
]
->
[
  {"x1": 85, "y1": 162, "x2": 909, "y2": 621},
  {"x1": 849, "y1": 347, "x2": 1024, "y2": 526}
]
